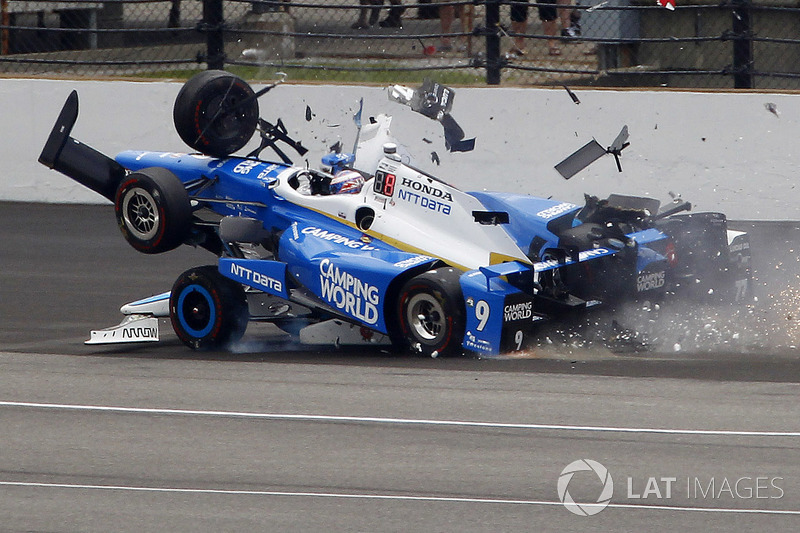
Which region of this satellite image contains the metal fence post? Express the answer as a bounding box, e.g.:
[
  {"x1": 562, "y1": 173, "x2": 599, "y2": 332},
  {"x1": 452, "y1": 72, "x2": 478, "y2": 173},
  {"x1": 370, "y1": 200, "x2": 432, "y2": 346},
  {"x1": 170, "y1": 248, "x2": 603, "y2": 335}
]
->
[
  {"x1": 203, "y1": 0, "x2": 225, "y2": 70},
  {"x1": 485, "y1": 0, "x2": 502, "y2": 85},
  {"x1": 731, "y1": 0, "x2": 753, "y2": 89},
  {"x1": 1, "y1": 0, "x2": 9, "y2": 55}
]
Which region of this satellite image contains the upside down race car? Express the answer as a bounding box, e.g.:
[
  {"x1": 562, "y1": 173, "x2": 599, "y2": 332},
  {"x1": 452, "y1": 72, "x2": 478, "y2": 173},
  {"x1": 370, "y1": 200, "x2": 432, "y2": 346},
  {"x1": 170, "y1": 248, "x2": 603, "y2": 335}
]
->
[{"x1": 38, "y1": 71, "x2": 751, "y2": 356}]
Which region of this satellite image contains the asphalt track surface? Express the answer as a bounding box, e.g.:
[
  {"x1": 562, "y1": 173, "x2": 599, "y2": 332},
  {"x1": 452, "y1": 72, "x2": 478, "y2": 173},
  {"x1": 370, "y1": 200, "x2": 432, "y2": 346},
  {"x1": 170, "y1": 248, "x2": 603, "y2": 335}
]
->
[{"x1": 2, "y1": 201, "x2": 800, "y2": 531}]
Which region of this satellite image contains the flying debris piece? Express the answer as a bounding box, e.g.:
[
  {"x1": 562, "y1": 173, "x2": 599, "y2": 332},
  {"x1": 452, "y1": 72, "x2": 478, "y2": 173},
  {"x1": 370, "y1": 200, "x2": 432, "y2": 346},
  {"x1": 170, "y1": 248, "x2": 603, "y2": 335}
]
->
[
  {"x1": 422, "y1": 138, "x2": 433, "y2": 144},
  {"x1": 387, "y1": 84, "x2": 416, "y2": 107},
  {"x1": 410, "y1": 78, "x2": 453, "y2": 120},
  {"x1": 657, "y1": 0, "x2": 675, "y2": 10},
  {"x1": 608, "y1": 125, "x2": 630, "y2": 172},
  {"x1": 605, "y1": 320, "x2": 650, "y2": 353},
  {"x1": 441, "y1": 114, "x2": 476, "y2": 152},
  {"x1": 241, "y1": 48, "x2": 266, "y2": 62},
  {"x1": 388, "y1": 79, "x2": 475, "y2": 153},
  {"x1": 328, "y1": 140, "x2": 342, "y2": 154},
  {"x1": 563, "y1": 85, "x2": 580, "y2": 104},
  {"x1": 555, "y1": 125, "x2": 630, "y2": 179},
  {"x1": 246, "y1": 118, "x2": 308, "y2": 164},
  {"x1": 351, "y1": 98, "x2": 364, "y2": 154},
  {"x1": 554, "y1": 140, "x2": 606, "y2": 179},
  {"x1": 305, "y1": 105, "x2": 313, "y2": 121},
  {"x1": 431, "y1": 151, "x2": 440, "y2": 165},
  {"x1": 765, "y1": 102, "x2": 780, "y2": 117}
]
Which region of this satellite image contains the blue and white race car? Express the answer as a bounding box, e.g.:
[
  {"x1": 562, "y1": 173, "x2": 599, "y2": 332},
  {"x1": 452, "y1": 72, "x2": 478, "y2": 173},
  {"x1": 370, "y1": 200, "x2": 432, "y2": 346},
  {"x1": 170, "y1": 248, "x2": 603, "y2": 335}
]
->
[{"x1": 39, "y1": 71, "x2": 751, "y2": 356}]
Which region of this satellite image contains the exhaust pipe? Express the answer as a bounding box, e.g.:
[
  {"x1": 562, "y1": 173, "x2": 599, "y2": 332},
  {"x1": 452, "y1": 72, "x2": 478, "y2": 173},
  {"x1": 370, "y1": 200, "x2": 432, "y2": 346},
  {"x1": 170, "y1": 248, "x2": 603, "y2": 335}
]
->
[{"x1": 38, "y1": 90, "x2": 126, "y2": 201}]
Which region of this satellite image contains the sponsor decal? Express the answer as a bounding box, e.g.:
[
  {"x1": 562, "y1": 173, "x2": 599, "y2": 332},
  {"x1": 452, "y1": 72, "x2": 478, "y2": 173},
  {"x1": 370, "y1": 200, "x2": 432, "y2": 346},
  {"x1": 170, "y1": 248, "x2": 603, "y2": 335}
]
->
[
  {"x1": 536, "y1": 202, "x2": 578, "y2": 220},
  {"x1": 729, "y1": 241, "x2": 750, "y2": 253},
  {"x1": 302, "y1": 226, "x2": 377, "y2": 251},
  {"x1": 504, "y1": 301, "x2": 533, "y2": 322},
  {"x1": 228, "y1": 262, "x2": 283, "y2": 293},
  {"x1": 536, "y1": 248, "x2": 612, "y2": 271},
  {"x1": 464, "y1": 331, "x2": 493, "y2": 353},
  {"x1": 319, "y1": 258, "x2": 380, "y2": 324},
  {"x1": 400, "y1": 177, "x2": 453, "y2": 202},
  {"x1": 636, "y1": 271, "x2": 666, "y2": 292},
  {"x1": 233, "y1": 160, "x2": 260, "y2": 174},
  {"x1": 393, "y1": 255, "x2": 434, "y2": 269},
  {"x1": 397, "y1": 188, "x2": 452, "y2": 215},
  {"x1": 122, "y1": 326, "x2": 158, "y2": 340},
  {"x1": 134, "y1": 151, "x2": 191, "y2": 161},
  {"x1": 257, "y1": 164, "x2": 280, "y2": 180}
]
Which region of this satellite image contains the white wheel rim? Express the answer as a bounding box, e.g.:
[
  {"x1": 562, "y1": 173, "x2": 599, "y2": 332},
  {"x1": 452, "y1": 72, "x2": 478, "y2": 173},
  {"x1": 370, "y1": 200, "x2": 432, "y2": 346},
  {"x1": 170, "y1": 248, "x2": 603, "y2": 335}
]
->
[
  {"x1": 407, "y1": 293, "x2": 446, "y2": 344},
  {"x1": 122, "y1": 187, "x2": 160, "y2": 241}
]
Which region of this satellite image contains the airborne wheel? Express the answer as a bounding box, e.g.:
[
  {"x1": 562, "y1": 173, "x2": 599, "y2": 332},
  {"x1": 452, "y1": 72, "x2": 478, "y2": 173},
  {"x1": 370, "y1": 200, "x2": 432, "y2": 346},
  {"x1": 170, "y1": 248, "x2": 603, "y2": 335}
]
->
[
  {"x1": 114, "y1": 167, "x2": 192, "y2": 254},
  {"x1": 173, "y1": 70, "x2": 259, "y2": 157},
  {"x1": 170, "y1": 266, "x2": 249, "y2": 350}
]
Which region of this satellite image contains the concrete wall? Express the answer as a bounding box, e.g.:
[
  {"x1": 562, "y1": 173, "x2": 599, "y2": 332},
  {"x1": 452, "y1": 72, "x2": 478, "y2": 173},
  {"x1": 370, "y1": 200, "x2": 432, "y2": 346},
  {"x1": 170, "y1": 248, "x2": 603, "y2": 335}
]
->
[{"x1": 3, "y1": 78, "x2": 799, "y2": 220}]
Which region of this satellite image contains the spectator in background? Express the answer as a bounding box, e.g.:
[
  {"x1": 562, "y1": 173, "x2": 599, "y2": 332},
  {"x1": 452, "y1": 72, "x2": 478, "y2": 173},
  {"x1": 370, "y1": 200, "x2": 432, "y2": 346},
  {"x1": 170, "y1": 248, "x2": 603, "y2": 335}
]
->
[
  {"x1": 168, "y1": 0, "x2": 181, "y2": 28},
  {"x1": 352, "y1": 0, "x2": 382, "y2": 29},
  {"x1": 508, "y1": 0, "x2": 577, "y2": 57},
  {"x1": 559, "y1": 0, "x2": 581, "y2": 38},
  {"x1": 437, "y1": 0, "x2": 471, "y2": 53},
  {"x1": 507, "y1": 0, "x2": 530, "y2": 57},
  {"x1": 379, "y1": 0, "x2": 405, "y2": 28}
]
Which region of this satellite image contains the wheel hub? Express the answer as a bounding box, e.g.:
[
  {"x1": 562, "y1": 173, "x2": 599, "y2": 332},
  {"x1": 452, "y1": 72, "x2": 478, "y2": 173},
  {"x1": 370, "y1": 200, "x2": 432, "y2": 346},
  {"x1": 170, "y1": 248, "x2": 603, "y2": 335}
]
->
[
  {"x1": 407, "y1": 293, "x2": 446, "y2": 343},
  {"x1": 122, "y1": 188, "x2": 159, "y2": 240}
]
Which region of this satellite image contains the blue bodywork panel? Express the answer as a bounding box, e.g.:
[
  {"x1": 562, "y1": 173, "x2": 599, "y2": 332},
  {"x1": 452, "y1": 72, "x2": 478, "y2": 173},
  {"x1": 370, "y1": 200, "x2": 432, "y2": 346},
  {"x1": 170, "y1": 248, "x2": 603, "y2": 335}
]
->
[
  {"x1": 279, "y1": 222, "x2": 437, "y2": 333},
  {"x1": 468, "y1": 191, "x2": 581, "y2": 258},
  {"x1": 219, "y1": 258, "x2": 289, "y2": 299},
  {"x1": 460, "y1": 266, "x2": 544, "y2": 355}
]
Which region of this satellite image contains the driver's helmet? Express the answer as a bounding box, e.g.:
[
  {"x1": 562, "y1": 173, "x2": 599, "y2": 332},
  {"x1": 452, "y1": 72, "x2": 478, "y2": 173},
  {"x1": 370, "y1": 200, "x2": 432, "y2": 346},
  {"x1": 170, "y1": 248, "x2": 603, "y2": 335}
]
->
[{"x1": 329, "y1": 169, "x2": 365, "y2": 195}]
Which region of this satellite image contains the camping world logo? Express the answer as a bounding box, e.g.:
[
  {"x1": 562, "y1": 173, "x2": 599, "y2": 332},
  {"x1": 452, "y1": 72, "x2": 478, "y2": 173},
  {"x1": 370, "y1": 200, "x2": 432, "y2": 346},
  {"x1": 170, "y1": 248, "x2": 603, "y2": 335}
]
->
[{"x1": 557, "y1": 459, "x2": 614, "y2": 516}]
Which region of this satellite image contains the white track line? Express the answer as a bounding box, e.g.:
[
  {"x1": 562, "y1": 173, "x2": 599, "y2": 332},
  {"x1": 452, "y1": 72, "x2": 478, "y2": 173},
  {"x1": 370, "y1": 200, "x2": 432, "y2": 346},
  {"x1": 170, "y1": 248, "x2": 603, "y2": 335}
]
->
[
  {"x1": 0, "y1": 481, "x2": 798, "y2": 515},
  {"x1": 1, "y1": 400, "x2": 798, "y2": 437}
]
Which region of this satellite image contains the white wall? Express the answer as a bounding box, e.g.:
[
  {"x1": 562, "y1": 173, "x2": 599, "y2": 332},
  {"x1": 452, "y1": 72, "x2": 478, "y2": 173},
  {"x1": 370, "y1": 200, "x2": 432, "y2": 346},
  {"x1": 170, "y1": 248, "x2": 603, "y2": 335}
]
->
[{"x1": 3, "y1": 78, "x2": 798, "y2": 220}]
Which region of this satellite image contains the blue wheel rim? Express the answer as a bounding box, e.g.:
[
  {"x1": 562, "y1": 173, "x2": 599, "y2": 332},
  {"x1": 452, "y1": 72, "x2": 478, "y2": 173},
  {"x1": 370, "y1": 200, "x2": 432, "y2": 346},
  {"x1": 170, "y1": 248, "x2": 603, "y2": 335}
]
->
[{"x1": 176, "y1": 284, "x2": 216, "y2": 338}]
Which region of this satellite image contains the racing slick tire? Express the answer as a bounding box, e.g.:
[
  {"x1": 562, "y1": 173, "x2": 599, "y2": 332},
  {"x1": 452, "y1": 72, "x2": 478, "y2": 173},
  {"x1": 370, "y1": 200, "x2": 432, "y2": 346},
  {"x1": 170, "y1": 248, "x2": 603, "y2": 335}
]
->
[
  {"x1": 173, "y1": 70, "x2": 259, "y2": 158},
  {"x1": 658, "y1": 213, "x2": 751, "y2": 303},
  {"x1": 170, "y1": 266, "x2": 249, "y2": 350},
  {"x1": 114, "y1": 167, "x2": 192, "y2": 254},
  {"x1": 397, "y1": 268, "x2": 465, "y2": 357}
]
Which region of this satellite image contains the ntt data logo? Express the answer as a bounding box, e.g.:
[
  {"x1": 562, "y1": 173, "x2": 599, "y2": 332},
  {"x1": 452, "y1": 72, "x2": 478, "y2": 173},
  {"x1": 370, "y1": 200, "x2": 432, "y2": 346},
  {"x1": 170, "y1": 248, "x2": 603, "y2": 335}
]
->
[{"x1": 557, "y1": 459, "x2": 614, "y2": 516}]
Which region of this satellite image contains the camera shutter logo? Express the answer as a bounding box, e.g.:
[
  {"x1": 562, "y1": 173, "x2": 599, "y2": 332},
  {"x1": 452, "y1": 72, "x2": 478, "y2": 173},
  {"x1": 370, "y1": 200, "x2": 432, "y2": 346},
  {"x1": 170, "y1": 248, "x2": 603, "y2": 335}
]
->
[{"x1": 557, "y1": 459, "x2": 614, "y2": 516}]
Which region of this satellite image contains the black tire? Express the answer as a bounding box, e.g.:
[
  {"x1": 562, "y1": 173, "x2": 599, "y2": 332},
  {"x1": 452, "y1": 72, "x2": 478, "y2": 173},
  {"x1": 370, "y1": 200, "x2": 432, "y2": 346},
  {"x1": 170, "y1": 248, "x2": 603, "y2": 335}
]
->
[
  {"x1": 660, "y1": 213, "x2": 748, "y2": 303},
  {"x1": 173, "y1": 70, "x2": 259, "y2": 157},
  {"x1": 170, "y1": 266, "x2": 249, "y2": 350},
  {"x1": 396, "y1": 268, "x2": 465, "y2": 357},
  {"x1": 114, "y1": 167, "x2": 192, "y2": 254}
]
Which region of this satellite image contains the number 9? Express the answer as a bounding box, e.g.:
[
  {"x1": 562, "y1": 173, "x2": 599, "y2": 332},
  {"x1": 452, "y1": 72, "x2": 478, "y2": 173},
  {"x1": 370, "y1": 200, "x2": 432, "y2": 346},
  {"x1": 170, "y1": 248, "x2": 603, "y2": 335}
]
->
[
  {"x1": 514, "y1": 330, "x2": 524, "y2": 351},
  {"x1": 475, "y1": 300, "x2": 490, "y2": 332}
]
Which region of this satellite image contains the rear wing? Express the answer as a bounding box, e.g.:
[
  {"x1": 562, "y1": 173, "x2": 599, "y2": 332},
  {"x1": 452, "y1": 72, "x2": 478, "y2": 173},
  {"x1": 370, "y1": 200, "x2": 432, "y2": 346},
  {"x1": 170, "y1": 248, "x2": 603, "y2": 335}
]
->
[{"x1": 38, "y1": 90, "x2": 126, "y2": 201}]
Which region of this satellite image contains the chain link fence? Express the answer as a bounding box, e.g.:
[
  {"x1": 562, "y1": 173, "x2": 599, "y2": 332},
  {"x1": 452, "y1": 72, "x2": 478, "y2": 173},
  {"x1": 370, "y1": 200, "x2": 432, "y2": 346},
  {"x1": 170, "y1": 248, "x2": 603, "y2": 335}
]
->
[{"x1": 1, "y1": 0, "x2": 798, "y2": 88}]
